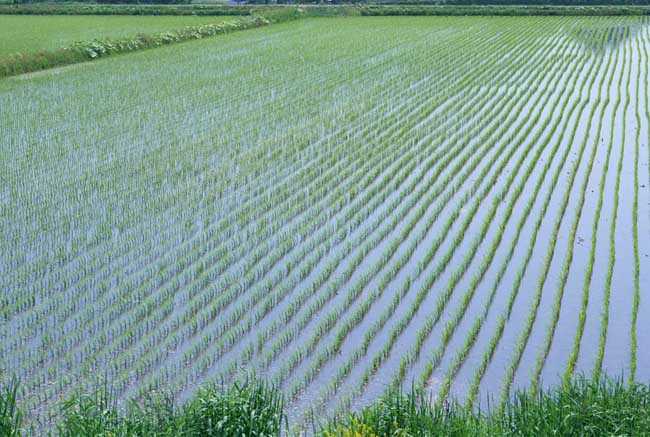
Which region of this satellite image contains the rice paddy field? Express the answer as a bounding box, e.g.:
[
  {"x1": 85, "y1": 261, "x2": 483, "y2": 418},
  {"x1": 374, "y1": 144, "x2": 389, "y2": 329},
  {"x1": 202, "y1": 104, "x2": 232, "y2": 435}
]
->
[
  {"x1": 1, "y1": 15, "x2": 649, "y2": 432},
  {"x1": 0, "y1": 15, "x2": 231, "y2": 57}
]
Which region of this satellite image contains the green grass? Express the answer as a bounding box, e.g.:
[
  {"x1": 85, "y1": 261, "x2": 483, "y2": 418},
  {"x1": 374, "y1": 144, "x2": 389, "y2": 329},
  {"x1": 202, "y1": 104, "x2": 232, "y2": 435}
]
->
[
  {"x1": 325, "y1": 377, "x2": 650, "y2": 437},
  {"x1": 57, "y1": 378, "x2": 286, "y2": 437},
  {"x1": 0, "y1": 377, "x2": 22, "y2": 437},
  {"x1": 4, "y1": 376, "x2": 650, "y2": 436},
  {"x1": 0, "y1": 15, "x2": 231, "y2": 57}
]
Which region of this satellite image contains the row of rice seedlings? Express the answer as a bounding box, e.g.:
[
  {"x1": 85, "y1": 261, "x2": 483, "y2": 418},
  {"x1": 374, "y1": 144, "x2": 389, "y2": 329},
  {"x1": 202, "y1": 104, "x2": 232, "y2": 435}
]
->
[
  {"x1": 592, "y1": 25, "x2": 628, "y2": 383},
  {"x1": 328, "y1": 19, "x2": 577, "y2": 418},
  {"x1": 465, "y1": 21, "x2": 617, "y2": 408},
  {"x1": 421, "y1": 21, "x2": 589, "y2": 398},
  {"x1": 629, "y1": 17, "x2": 643, "y2": 385},
  {"x1": 645, "y1": 19, "x2": 650, "y2": 173},
  {"x1": 394, "y1": 19, "x2": 590, "y2": 393},
  {"x1": 497, "y1": 23, "x2": 619, "y2": 408},
  {"x1": 528, "y1": 23, "x2": 629, "y2": 395}
]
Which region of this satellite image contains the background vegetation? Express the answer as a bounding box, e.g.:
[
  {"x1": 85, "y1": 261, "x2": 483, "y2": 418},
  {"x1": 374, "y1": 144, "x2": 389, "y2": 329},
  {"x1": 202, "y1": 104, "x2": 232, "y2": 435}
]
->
[
  {"x1": 0, "y1": 15, "x2": 270, "y2": 77},
  {"x1": 0, "y1": 15, "x2": 233, "y2": 56},
  {"x1": 2, "y1": 3, "x2": 650, "y2": 15}
]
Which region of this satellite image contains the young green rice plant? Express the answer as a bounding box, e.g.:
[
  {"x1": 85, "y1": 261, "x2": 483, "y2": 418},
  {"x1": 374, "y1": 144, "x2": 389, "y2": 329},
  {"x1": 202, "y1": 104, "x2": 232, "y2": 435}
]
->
[
  {"x1": 0, "y1": 377, "x2": 23, "y2": 437},
  {"x1": 629, "y1": 17, "x2": 642, "y2": 386}
]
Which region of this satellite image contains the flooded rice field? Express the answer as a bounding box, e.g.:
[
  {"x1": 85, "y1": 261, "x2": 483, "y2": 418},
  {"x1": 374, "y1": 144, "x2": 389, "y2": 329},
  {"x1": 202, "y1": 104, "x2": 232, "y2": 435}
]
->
[{"x1": 1, "y1": 15, "x2": 649, "y2": 431}]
